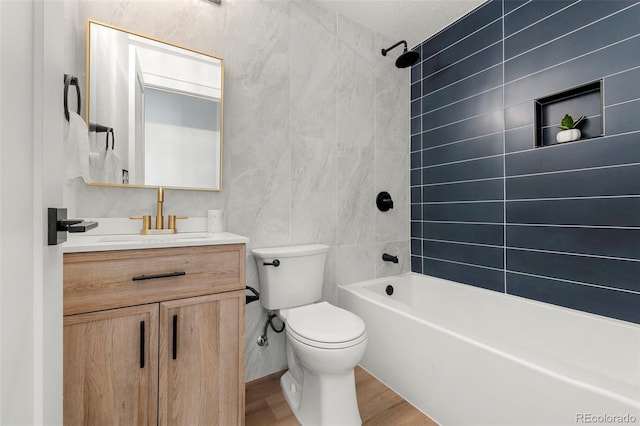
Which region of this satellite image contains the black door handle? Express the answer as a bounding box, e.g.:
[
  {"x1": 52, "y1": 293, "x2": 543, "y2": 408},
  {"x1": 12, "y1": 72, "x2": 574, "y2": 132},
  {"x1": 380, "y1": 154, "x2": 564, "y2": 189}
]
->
[
  {"x1": 140, "y1": 321, "x2": 145, "y2": 369},
  {"x1": 172, "y1": 315, "x2": 178, "y2": 360},
  {"x1": 47, "y1": 207, "x2": 99, "y2": 245}
]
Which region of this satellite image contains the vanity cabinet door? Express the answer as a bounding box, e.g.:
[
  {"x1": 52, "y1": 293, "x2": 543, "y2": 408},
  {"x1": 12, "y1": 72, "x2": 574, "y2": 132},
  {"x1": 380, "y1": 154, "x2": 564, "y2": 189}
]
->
[
  {"x1": 63, "y1": 304, "x2": 159, "y2": 426},
  {"x1": 158, "y1": 290, "x2": 244, "y2": 426}
]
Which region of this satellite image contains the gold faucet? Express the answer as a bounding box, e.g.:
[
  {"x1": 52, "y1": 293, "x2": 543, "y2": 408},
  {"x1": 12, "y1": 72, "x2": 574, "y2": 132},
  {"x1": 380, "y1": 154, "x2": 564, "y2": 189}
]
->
[
  {"x1": 156, "y1": 186, "x2": 165, "y2": 230},
  {"x1": 130, "y1": 187, "x2": 187, "y2": 234}
]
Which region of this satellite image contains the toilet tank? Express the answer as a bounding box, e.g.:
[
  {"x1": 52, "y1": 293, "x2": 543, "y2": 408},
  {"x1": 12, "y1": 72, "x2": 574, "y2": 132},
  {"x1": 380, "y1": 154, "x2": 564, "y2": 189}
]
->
[{"x1": 252, "y1": 244, "x2": 329, "y2": 310}]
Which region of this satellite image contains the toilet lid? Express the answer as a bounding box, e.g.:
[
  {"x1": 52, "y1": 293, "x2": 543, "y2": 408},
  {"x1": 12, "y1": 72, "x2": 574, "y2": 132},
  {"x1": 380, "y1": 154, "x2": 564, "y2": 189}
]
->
[{"x1": 285, "y1": 302, "x2": 366, "y2": 344}]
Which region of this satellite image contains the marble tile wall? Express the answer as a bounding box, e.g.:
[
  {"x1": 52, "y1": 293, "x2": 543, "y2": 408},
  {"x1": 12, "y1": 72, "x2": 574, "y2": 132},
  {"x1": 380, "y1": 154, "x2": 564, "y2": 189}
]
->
[{"x1": 64, "y1": 0, "x2": 409, "y2": 381}]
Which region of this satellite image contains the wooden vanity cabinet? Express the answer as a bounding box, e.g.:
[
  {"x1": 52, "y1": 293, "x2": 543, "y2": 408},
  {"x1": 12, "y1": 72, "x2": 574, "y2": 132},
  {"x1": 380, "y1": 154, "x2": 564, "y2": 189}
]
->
[{"x1": 63, "y1": 244, "x2": 245, "y2": 426}]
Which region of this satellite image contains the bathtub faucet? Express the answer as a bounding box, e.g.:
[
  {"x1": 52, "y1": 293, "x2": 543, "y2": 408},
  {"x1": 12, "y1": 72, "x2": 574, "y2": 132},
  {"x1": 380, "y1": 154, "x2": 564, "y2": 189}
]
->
[{"x1": 382, "y1": 253, "x2": 399, "y2": 263}]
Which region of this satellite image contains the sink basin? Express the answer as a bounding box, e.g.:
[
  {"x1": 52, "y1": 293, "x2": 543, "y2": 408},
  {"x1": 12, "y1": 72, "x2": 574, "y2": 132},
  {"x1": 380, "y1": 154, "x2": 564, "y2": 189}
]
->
[{"x1": 99, "y1": 232, "x2": 211, "y2": 243}]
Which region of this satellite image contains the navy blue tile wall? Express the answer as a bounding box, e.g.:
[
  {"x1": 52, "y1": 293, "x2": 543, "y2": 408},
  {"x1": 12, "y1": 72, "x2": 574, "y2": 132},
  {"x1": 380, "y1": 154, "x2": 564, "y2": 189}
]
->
[{"x1": 410, "y1": 0, "x2": 640, "y2": 324}]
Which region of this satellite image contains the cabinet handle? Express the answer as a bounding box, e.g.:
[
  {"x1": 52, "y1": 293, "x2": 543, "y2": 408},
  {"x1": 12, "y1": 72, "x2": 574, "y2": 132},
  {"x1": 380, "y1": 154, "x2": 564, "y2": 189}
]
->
[
  {"x1": 140, "y1": 321, "x2": 145, "y2": 369},
  {"x1": 172, "y1": 315, "x2": 178, "y2": 360},
  {"x1": 132, "y1": 271, "x2": 186, "y2": 281}
]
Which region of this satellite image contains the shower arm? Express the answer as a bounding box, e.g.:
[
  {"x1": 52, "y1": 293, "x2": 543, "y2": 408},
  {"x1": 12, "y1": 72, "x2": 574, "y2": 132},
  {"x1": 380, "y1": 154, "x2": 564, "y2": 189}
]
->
[{"x1": 381, "y1": 40, "x2": 408, "y2": 56}]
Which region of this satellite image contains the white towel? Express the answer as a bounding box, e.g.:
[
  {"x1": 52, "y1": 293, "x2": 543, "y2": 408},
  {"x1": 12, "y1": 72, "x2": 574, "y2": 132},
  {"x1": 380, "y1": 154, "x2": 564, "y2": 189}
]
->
[
  {"x1": 64, "y1": 111, "x2": 90, "y2": 181},
  {"x1": 88, "y1": 151, "x2": 104, "y2": 183},
  {"x1": 102, "y1": 148, "x2": 122, "y2": 184}
]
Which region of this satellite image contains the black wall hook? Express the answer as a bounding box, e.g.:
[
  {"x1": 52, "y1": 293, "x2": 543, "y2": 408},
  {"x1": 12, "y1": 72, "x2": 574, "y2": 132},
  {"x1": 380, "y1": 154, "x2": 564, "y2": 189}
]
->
[
  {"x1": 89, "y1": 123, "x2": 110, "y2": 133},
  {"x1": 376, "y1": 192, "x2": 394, "y2": 211},
  {"x1": 106, "y1": 128, "x2": 115, "y2": 150},
  {"x1": 63, "y1": 74, "x2": 81, "y2": 121}
]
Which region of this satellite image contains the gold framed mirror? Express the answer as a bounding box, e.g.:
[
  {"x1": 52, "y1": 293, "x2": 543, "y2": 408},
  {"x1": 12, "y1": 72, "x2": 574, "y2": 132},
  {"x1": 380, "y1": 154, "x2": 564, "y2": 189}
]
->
[{"x1": 85, "y1": 20, "x2": 223, "y2": 191}]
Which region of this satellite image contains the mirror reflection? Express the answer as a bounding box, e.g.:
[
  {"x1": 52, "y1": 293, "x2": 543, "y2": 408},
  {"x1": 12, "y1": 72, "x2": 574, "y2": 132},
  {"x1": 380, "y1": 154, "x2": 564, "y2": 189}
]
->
[{"x1": 86, "y1": 20, "x2": 223, "y2": 190}]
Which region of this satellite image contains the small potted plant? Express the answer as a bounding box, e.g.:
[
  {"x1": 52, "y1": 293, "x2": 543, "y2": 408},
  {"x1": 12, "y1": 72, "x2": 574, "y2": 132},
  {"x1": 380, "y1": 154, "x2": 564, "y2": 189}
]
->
[{"x1": 557, "y1": 113, "x2": 586, "y2": 143}]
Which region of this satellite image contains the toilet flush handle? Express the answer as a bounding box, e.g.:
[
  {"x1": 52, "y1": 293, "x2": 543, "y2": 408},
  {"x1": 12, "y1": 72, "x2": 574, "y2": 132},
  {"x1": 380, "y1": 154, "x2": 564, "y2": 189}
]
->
[{"x1": 263, "y1": 259, "x2": 280, "y2": 267}]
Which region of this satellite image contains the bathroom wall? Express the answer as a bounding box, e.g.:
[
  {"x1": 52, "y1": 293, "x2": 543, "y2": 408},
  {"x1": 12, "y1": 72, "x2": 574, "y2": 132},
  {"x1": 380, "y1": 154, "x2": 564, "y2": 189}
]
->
[
  {"x1": 411, "y1": 0, "x2": 640, "y2": 324},
  {"x1": 64, "y1": 0, "x2": 409, "y2": 381}
]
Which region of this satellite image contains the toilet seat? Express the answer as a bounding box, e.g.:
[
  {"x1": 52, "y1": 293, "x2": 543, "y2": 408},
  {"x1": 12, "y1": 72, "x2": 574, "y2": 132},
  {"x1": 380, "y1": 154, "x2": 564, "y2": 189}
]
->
[
  {"x1": 284, "y1": 302, "x2": 366, "y2": 349},
  {"x1": 287, "y1": 327, "x2": 367, "y2": 349}
]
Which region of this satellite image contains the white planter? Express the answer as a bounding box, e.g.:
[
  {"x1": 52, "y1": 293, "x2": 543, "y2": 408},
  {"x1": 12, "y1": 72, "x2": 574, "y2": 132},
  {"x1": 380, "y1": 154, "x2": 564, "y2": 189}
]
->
[{"x1": 556, "y1": 128, "x2": 581, "y2": 143}]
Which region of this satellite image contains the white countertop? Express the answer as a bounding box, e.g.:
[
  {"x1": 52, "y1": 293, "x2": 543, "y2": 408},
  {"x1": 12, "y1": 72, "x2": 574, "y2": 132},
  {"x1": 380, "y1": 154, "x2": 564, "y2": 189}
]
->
[{"x1": 63, "y1": 217, "x2": 249, "y2": 253}]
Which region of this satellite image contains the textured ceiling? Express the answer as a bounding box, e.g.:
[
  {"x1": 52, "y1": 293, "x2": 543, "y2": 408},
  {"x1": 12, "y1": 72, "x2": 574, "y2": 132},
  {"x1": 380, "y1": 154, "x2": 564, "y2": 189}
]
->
[{"x1": 314, "y1": 0, "x2": 485, "y2": 49}]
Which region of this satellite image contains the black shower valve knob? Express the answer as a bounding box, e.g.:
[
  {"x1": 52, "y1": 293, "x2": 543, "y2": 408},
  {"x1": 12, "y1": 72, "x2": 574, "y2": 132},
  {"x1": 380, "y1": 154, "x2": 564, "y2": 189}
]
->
[{"x1": 376, "y1": 191, "x2": 394, "y2": 212}]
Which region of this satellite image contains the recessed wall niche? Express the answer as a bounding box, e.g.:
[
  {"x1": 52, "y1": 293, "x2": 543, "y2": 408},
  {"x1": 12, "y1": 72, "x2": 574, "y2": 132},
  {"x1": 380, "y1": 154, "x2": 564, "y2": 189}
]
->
[{"x1": 534, "y1": 80, "x2": 603, "y2": 147}]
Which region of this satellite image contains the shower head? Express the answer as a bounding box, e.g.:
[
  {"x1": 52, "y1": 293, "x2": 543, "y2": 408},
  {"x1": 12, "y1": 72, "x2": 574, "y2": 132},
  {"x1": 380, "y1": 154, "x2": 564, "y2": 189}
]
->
[
  {"x1": 395, "y1": 50, "x2": 420, "y2": 68},
  {"x1": 381, "y1": 40, "x2": 420, "y2": 68}
]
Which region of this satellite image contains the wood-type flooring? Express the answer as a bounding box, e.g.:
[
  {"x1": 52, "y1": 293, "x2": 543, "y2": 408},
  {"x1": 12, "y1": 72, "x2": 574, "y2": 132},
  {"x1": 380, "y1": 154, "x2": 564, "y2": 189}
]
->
[{"x1": 245, "y1": 366, "x2": 438, "y2": 425}]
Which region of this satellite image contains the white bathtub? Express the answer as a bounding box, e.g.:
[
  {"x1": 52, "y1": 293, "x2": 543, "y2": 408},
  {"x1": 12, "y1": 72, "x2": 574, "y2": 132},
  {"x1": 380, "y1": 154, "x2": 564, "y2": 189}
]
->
[{"x1": 338, "y1": 273, "x2": 640, "y2": 426}]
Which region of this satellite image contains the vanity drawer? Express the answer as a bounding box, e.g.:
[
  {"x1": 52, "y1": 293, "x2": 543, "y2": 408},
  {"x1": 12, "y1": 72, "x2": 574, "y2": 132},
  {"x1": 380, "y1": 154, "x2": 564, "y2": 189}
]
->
[{"x1": 63, "y1": 244, "x2": 245, "y2": 315}]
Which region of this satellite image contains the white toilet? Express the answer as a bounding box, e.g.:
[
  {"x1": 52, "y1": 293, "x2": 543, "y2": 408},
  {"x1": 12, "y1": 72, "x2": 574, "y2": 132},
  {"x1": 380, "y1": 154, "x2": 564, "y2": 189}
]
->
[{"x1": 252, "y1": 244, "x2": 367, "y2": 426}]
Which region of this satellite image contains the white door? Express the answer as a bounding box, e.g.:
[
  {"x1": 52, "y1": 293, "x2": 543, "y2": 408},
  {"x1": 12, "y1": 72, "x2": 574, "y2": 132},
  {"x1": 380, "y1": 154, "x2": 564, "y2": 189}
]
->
[{"x1": 0, "y1": 0, "x2": 64, "y2": 424}]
